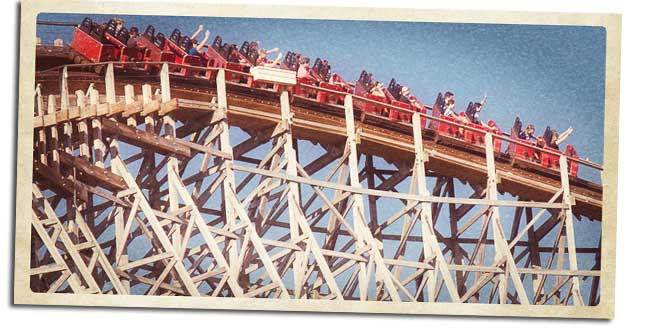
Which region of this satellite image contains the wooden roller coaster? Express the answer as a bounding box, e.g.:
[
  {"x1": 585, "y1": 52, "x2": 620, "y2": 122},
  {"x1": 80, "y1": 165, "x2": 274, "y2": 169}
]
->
[{"x1": 28, "y1": 43, "x2": 602, "y2": 306}]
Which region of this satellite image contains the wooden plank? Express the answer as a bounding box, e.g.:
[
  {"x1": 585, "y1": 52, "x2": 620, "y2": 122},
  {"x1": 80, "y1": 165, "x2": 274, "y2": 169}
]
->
[
  {"x1": 33, "y1": 160, "x2": 89, "y2": 202},
  {"x1": 233, "y1": 163, "x2": 566, "y2": 209},
  {"x1": 100, "y1": 117, "x2": 191, "y2": 158},
  {"x1": 58, "y1": 152, "x2": 127, "y2": 191}
]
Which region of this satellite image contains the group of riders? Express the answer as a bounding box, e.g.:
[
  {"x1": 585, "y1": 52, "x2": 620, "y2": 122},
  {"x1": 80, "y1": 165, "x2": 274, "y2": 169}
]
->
[{"x1": 89, "y1": 18, "x2": 576, "y2": 152}]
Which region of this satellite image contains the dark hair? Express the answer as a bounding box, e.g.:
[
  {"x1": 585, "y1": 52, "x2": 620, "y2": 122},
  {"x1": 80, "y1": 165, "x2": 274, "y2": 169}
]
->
[
  {"x1": 526, "y1": 124, "x2": 535, "y2": 131},
  {"x1": 448, "y1": 99, "x2": 455, "y2": 105},
  {"x1": 444, "y1": 91, "x2": 454, "y2": 98},
  {"x1": 191, "y1": 38, "x2": 198, "y2": 44}
]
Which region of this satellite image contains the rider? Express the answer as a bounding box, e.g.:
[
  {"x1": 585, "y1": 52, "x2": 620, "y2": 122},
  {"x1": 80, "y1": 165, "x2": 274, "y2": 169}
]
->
[{"x1": 188, "y1": 25, "x2": 210, "y2": 56}]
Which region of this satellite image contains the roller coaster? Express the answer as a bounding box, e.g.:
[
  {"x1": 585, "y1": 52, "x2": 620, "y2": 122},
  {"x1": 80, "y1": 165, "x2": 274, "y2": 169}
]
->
[{"x1": 28, "y1": 19, "x2": 602, "y2": 306}]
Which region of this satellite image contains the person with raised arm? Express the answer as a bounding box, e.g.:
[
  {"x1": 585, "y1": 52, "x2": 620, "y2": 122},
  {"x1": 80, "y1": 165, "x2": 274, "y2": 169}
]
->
[
  {"x1": 189, "y1": 25, "x2": 210, "y2": 56},
  {"x1": 256, "y1": 47, "x2": 282, "y2": 67},
  {"x1": 463, "y1": 92, "x2": 488, "y2": 126},
  {"x1": 297, "y1": 57, "x2": 311, "y2": 79},
  {"x1": 369, "y1": 80, "x2": 386, "y2": 98},
  {"x1": 548, "y1": 126, "x2": 574, "y2": 149}
]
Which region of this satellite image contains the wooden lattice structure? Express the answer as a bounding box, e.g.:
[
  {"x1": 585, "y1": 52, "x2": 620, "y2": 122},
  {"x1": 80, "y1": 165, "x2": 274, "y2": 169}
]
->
[{"x1": 29, "y1": 61, "x2": 602, "y2": 305}]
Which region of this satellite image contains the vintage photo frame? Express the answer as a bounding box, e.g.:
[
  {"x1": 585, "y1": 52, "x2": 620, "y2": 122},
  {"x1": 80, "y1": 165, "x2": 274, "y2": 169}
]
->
[{"x1": 14, "y1": 0, "x2": 621, "y2": 319}]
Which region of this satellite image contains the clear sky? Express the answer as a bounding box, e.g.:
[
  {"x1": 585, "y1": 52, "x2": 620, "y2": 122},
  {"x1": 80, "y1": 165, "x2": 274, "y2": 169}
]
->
[{"x1": 37, "y1": 13, "x2": 606, "y2": 178}]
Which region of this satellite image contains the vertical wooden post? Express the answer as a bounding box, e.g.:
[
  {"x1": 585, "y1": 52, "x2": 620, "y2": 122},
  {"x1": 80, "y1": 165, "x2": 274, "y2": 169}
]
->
[
  {"x1": 560, "y1": 155, "x2": 584, "y2": 306},
  {"x1": 484, "y1": 133, "x2": 529, "y2": 304},
  {"x1": 142, "y1": 83, "x2": 156, "y2": 208},
  {"x1": 76, "y1": 90, "x2": 90, "y2": 161},
  {"x1": 216, "y1": 69, "x2": 241, "y2": 282},
  {"x1": 216, "y1": 69, "x2": 285, "y2": 297},
  {"x1": 108, "y1": 134, "x2": 129, "y2": 294},
  {"x1": 91, "y1": 96, "x2": 104, "y2": 168},
  {"x1": 343, "y1": 95, "x2": 406, "y2": 301},
  {"x1": 343, "y1": 94, "x2": 369, "y2": 300},
  {"x1": 47, "y1": 95, "x2": 59, "y2": 172},
  {"x1": 35, "y1": 85, "x2": 47, "y2": 165},
  {"x1": 124, "y1": 84, "x2": 136, "y2": 126},
  {"x1": 60, "y1": 67, "x2": 69, "y2": 111},
  {"x1": 162, "y1": 80, "x2": 180, "y2": 252},
  {"x1": 279, "y1": 87, "x2": 305, "y2": 298},
  {"x1": 105, "y1": 63, "x2": 116, "y2": 104},
  {"x1": 160, "y1": 63, "x2": 171, "y2": 103},
  {"x1": 142, "y1": 84, "x2": 152, "y2": 104},
  {"x1": 411, "y1": 112, "x2": 461, "y2": 302}
]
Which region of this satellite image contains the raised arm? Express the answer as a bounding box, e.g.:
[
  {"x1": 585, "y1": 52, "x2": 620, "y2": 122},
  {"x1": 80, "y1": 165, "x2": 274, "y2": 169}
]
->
[
  {"x1": 480, "y1": 92, "x2": 488, "y2": 106},
  {"x1": 556, "y1": 126, "x2": 573, "y2": 145},
  {"x1": 266, "y1": 52, "x2": 282, "y2": 67},
  {"x1": 190, "y1": 24, "x2": 203, "y2": 40},
  {"x1": 197, "y1": 30, "x2": 210, "y2": 50},
  {"x1": 266, "y1": 47, "x2": 279, "y2": 54}
]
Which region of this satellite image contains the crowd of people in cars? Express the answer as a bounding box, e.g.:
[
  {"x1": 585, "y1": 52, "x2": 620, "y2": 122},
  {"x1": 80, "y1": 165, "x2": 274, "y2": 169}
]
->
[{"x1": 80, "y1": 18, "x2": 576, "y2": 156}]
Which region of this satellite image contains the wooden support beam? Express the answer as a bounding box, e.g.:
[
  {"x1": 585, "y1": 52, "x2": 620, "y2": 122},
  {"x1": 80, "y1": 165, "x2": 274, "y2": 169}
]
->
[
  {"x1": 560, "y1": 155, "x2": 585, "y2": 306},
  {"x1": 58, "y1": 152, "x2": 128, "y2": 191},
  {"x1": 105, "y1": 63, "x2": 116, "y2": 104},
  {"x1": 412, "y1": 112, "x2": 460, "y2": 302},
  {"x1": 33, "y1": 160, "x2": 89, "y2": 202},
  {"x1": 483, "y1": 133, "x2": 529, "y2": 304},
  {"x1": 100, "y1": 117, "x2": 191, "y2": 158}
]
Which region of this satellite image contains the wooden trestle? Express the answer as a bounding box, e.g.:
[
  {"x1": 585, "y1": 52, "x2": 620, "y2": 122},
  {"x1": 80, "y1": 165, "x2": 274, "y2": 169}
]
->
[{"x1": 29, "y1": 61, "x2": 601, "y2": 306}]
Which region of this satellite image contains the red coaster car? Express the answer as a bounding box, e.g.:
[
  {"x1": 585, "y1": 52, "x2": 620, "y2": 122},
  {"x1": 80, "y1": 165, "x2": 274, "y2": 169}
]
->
[
  {"x1": 316, "y1": 73, "x2": 353, "y2": 105},
  {"x1": 541, "y1": 146, "x2": 562, "y2": 169},
  {"x1": 137, "y1": 25, "x2": 175, "y2": 72},
  {"x1": 69, "y1": 17, "x2": 119, "y2": 71},
  {"x1": 207, "y1": 36, "x2": 252, "y2": 84},
  {"x1": 98, "y1": 20, "x2": 150, "y2": 70},
  {"x1": 353, "y1": 71, "x2": 388, "y2": 115},
  {"x1": 385, "y1": 78, "x2": 427, "y2": 127},
  {"x1": 511, "y1": 139, "x2": 537, "y2": 161},
  {"x1": 164, "y1": 29, "x2": 206, "y2": 77},
  {"x1": 436, "y1": 115, "x2": 461, "y2": 137}
]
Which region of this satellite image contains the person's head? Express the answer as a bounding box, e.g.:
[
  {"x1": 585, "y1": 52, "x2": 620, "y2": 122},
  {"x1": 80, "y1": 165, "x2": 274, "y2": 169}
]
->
[
  {"x1": 550, "y1": 129, "x2": 559, "y2": 143},
  {"x1": 444, "y1": 91, "x2": 454, "y2": 102},
  {"x1": 129, "y1": 27, "x2": 138, "y2": 37},
  {"x1": 115, "y1": 18, "x2": 124, "y2": 30},
  {"x1": 448, "y1": 99, "x2": 455, "y2": 108},
  {"x1": 475, "y1": 102, "x2": 483, "y2": 112},
  {"x1": 191, "y1": 38, "x2": 198, "y2": 47},
  {"x1": 525, "y1": 124, "x2": 535, "y2": 136},
  {"x1": 299, "y1": 57, "x2": 310, "y2": 66},
  {"x1": 536, "y1": 135, "x2": 546, "y2": 147},
  {"x1": 401, "y1": 86, "x2": 410, "y2": 96},
  {"x1": 258, "y1": 48, "x2": 268, "y2": 59}
]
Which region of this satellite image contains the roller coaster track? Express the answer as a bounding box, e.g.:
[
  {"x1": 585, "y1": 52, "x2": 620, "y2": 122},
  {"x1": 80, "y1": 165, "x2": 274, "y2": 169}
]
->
[{"x1": 28, "y1": 46, "x2": 602, "y2": 306}]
